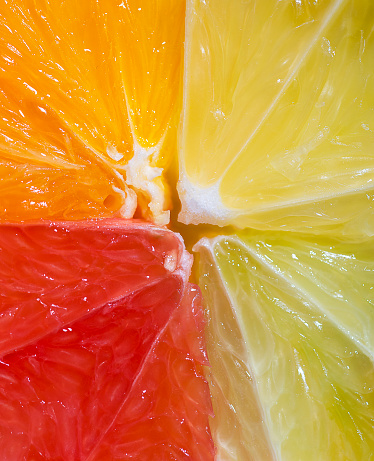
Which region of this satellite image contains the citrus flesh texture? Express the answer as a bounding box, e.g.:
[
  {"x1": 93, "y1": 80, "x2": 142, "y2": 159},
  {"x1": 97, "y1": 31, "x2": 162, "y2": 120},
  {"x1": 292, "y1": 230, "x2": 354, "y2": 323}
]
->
[
  {"x1": 179, "y1": 0, "x2": 374, "y2": 239},
  {"x1": 0, "y1": 221, "x2": 214, "y2": 460},
  {"x1": 0, "y1": 0, "x2": 185, "y2": 225},
  {"x1": 195, "y1": 232, "x2": 374, "y2": 461},
  {"x1": 1, "y1": 1, "x2": 374, "y2": 461},
  {"x1": 179, "y1": 0, "x2": 374, "y2": 458}
]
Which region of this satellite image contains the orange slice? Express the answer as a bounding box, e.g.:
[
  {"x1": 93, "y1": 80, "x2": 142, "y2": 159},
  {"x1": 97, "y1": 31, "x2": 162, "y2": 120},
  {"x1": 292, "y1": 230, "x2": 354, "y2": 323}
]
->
[{"x1": 0, "y1": 0, "x2": 185, "y2": 224}]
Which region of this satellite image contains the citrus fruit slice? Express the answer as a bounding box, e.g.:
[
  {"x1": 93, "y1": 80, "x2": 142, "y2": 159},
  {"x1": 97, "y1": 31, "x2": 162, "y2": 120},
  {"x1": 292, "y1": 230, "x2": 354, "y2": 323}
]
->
[
  {"x1": 0, "y1": 220, "x2": 190, "y2": 356},
  {"x1": 195, "y1": 232, "x2": 374, "y2": 460},
  {"x1": 0, "y1": 220, "x2": 214, "y2": 460},
  {"x1": 88, "y1": 285, "x2": 214, "y2": 461},
  {"x1": 0, "y1": 0, "x2": 185, "y2": 224},
  {"x1": 178, "y1": 0, "x2": 374, "y2": 239}
]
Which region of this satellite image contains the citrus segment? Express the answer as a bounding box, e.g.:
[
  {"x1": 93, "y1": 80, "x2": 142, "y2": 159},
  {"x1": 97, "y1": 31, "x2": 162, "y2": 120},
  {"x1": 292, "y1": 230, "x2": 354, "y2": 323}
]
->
[
  {"x1": 179, "y1": 0, "x2": 374, "y2": 239},
  {"x1": 0, "y1": 220, "x2": 213, "y2": 459},
  {"x1": 0, "y1": 220, "x2": 190, "y2": 356},
  {"x1": 195, "y1": 232, "x2": 374, "y2": 460},
  {"x1": 0, "y1": 0, "x2": 185, "y2": 224},
  {"x1": 88, "y1": 284, "x2": 214, "y2": 461},
  {"x1": 197, "y1": 241, "x2": 274, "y2": 461}
]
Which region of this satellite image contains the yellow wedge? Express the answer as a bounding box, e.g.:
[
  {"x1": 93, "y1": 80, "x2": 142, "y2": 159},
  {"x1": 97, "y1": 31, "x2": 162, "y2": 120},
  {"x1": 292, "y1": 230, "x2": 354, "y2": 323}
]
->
[
  {"x1": 196, "y1": 232, "x2": 374, "y2": 460},
  {"x1": 179, "y1": 0, "x2": 374, "y2": 239}
]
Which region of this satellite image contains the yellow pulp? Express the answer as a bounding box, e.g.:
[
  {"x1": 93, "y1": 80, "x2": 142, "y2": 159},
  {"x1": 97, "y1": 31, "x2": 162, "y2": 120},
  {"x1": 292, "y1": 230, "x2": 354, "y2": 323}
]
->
[
  {"x1": 179, "y1": 0, "x2": 374, "y2": 240},
  {"x1": 196, "y1": 232, "x2": 374, "y2": 460}
]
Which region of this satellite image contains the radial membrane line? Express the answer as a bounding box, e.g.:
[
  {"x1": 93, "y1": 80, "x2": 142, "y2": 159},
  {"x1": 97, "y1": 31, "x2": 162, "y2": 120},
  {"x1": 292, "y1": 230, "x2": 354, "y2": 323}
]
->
[{"x1": 218, "y1": 0, "x2": 346, "y2": 181}]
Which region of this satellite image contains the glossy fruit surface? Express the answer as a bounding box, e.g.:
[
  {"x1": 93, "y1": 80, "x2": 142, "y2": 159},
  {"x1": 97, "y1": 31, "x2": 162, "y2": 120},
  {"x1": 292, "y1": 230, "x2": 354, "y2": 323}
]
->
[
  {"x1": 178, "y1": 3, "x2": 374, "y2": 455},
  {"x1": 1, "y1": 1, "x2": 374, "y2": 460},
  {"x1": 0, "y1": 0, "x2": 185, "y2": 224},
  {"x1": 179, "y1": 0, "x2": 374, "y2": 240},
  {"x1": 0, "y1": 221, "x2": 214, "y2": 460},
  {"x1": 196, "y1": 232, "x2": 374, "y2": 460}
]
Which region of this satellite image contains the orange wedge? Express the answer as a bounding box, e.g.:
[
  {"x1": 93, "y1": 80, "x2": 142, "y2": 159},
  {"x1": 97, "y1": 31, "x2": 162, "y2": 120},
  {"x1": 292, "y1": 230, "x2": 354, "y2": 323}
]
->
[{"x1": 0, "y1": 0, "x2": 185, "y2": 224}]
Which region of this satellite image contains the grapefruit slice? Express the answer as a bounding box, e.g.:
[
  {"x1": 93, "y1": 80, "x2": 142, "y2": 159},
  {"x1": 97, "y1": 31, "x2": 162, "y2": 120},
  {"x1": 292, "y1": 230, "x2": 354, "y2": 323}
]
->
[
  {"x1": 195, "y1": 232, "x2": 374, "y2": 460},
  {"x1": 88, "y1": 285, "x2": 214, "y2": 461},
  {"x1": 178, "y1": 0, "x2": 374, "y2": 239},
  {"x1": 0, "y1": 0, "x2": 185, "y2": 224},
  {"x1": 0, "y1": 220, "x2": 189, "y2": 356},
  {"x1": 0, "y1": 220, "x2": 214, "y2": 459}
]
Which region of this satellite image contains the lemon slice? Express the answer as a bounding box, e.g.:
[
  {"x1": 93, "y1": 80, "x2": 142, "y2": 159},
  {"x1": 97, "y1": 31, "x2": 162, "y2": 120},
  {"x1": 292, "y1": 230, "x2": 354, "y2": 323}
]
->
[
  {"x1": 0, "y1": 0, "x2": 185, "y2": 224},
  {"x1": 179, "y1": 0, "x2": 374, "y2": 239},
  {"x1": 195, "y1": 232, "x2": 374, "y2": 460}
]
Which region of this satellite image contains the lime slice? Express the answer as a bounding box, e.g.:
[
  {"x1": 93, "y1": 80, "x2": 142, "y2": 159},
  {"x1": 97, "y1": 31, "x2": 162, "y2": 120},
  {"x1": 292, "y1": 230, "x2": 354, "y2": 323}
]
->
[{"x1": 195, "y1": 232, "x2": 374, "y2": 460}]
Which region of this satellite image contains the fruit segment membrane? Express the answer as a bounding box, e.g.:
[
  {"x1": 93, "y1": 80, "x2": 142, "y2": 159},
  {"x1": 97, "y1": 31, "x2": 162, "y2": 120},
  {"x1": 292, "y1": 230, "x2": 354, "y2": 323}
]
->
[
  {"x1": 0, "y1": 0, "x2": 185, "y2": 224},
  {"x1": 196, "y1": 232, "x2": 374, "y2": 460},
  {"x1": 179, "y1": 0, "x2": 374, "y2": 239},
  {"x1": 0, "y1": 221, "x2": 214, "y2": 460},
  {"x1": 1, "y1": 0, "x2": 374, "y2": 460}
]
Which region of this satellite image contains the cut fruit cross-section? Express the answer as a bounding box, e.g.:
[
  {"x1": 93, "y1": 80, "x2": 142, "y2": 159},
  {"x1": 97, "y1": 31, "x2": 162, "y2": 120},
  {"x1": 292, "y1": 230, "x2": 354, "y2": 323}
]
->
[
  {"x1": 0, "y1": 0, "x2": 185, "y2": 224},
  {"x1": 178, "y1": 0, "x2": 374, "y2": 239},
  {"x1": 195, "y1": 232, "x2": 374, "y2": 460},
  {"x1": 0, "y1": 220, "x2": 214, "y2": 460},
  {"x1": 88, "y1": 284, "x2": 214, "y2": 461}
]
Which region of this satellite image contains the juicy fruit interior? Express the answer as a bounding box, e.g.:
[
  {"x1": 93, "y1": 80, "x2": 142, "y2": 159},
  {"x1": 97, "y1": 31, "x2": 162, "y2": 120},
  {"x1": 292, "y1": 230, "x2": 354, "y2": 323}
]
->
[
  {"x1": 184, "y1": 0, "x2": 374, "y2": 458},
  {"x1": 0, "y1": 0, "x2": 374, "y2": 460},
  {"x1": 0, "y1": 222, "x2": 214, "y2": 460},
  {"x1": 196, "y1": 233, "x2": 374, "y2": 461},
  {"x1": 179, "y1": 0, "x2": 374, "y2": 239},
  {"x1": 0, "y1": 0, "x2": 185, "y2": 224}
]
